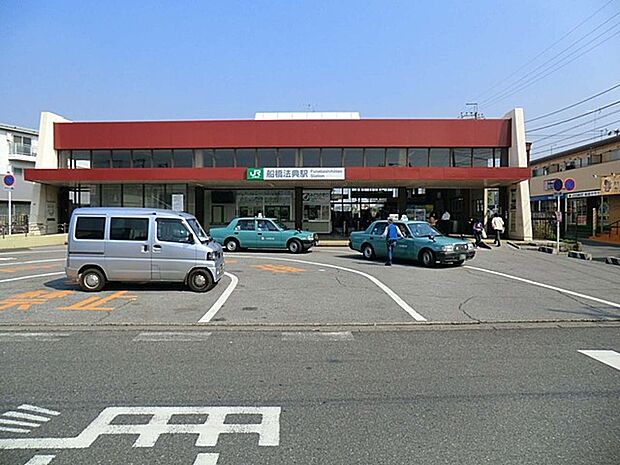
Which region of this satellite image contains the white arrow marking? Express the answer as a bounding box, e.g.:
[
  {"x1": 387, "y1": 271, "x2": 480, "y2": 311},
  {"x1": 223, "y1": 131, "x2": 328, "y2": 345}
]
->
[{"x1": 578, "y1": 350, "x2": 620, "y2": 371}]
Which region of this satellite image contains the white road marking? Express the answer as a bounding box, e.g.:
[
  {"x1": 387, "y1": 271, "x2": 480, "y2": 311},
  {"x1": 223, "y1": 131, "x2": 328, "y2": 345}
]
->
[
  {"x1": 0, "y1": 419, "x2": 40, "y2": 428},
  {"x1": 198, "y1": 272, "x2": 239, "y2": 323},
  {"x1": 0, "y1": 406, "x2": 281, "y2": 449},
  {"x1": 0, "y1": 258, "x2": 15, "y2": 261},
  {"x1": 193, "y1": 453, "x2": 220, "y2": 465},
  {"x1": 0, "y1": 333, "x2": 71, "y2": 342},
  {"x1": 0, "y1": 272, "x2": 65, "y2": 284},
  {"x1": 0, "y1": 426, "x2": 30, "y2": 433},
  {"x1": 282, "y1": 331, "x2": 355, "y2": 341},
  {"x1": 0, "y1": 259, "x2": 64, "y2": 267},
  {"x1": 578, "y1": 350, "x2": 620, "y2": 371},
  {"x1": 0, "y1": 248, "x2": 66, "y2": 256},
  {"x1": 464, "y1": 265, "x2": 620, "y2": 309},
  {"x1": 4, "y1": 412, "x2": 51, "y2": 423},
  {"x1": 235, "y1": 254, "x2": 427, "y2": 321},
  {"x1": 24, "y1": 455, "x2": 56, "y2": 465},
  {"x1": 133, "y1": 331, "x2": 213, "y2": 342},
  {"x1": 17, "y1": 405, "x2": 60, "y2": 416}
]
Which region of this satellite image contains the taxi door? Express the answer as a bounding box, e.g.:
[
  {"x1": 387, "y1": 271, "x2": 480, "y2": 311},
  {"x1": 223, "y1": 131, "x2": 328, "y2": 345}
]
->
[
  {"x1": 393, "y1": 222, "x2": 412, "y2": 260},
  {"x1": 256, "y1": 219, "x2": 282, "y2": 248},
  {"x1": 368, "y1": 221, "x2": 388, "y2": 258}
]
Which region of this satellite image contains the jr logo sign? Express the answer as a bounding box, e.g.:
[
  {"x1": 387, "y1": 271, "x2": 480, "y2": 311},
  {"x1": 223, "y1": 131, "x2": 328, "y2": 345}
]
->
[{"x1": 246, "y1": 168, "x2": 264, "y2": 180}]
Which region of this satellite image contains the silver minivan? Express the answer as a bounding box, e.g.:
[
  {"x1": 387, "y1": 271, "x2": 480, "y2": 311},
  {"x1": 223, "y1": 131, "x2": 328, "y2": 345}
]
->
[{"x1": 66, "y1": 207, "x2": 224, "y2": 292}]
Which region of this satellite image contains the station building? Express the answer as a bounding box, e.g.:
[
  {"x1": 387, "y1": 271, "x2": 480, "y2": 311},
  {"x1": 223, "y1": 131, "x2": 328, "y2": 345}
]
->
[{"x1": 25, "y1": 110, "x2": 532, "y2": 239}]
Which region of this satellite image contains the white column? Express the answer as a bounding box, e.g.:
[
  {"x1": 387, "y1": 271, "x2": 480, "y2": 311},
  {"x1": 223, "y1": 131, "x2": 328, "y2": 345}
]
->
[
  {"x1": 28, "y1": 112, "x2": 70, "y2": 235},
  {"x1": 503, "y1": 108, "x2": 533, "y2": 241}
]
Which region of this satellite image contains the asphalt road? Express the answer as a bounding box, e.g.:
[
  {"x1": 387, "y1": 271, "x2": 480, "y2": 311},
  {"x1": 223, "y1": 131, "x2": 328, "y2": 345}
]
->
[
  {"x1": 0, "y1": 326, "x2": 618, "y2": 465},
  {"x1": 0, "y1": 244, "x2": 619, "y2": 326}
]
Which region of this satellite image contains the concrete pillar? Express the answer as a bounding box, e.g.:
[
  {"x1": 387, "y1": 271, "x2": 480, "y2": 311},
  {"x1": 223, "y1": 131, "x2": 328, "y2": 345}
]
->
[
  {"x1": 503, "y1": 108, "x2": 533, "y2": 241},
  {"x1": 397, "y1": 187, "x2": 407, "y2": 216},
  {"x1": 29, "y1": 112, "x2": 70, "y2": 235},
  {"x1": 294, "y1": 187, "x2": 303, "y2": 230}
]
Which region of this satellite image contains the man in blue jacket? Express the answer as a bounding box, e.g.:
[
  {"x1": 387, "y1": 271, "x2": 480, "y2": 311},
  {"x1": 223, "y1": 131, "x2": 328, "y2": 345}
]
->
[{"x1": 382, "y1": 217, "x2": 404, "y2": 266}]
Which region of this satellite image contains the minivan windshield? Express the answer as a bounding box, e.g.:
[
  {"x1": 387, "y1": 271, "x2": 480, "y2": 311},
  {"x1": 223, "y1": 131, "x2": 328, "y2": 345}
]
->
[{"x1": 187, "y1": 218, "x2": 210, "y2": 242}]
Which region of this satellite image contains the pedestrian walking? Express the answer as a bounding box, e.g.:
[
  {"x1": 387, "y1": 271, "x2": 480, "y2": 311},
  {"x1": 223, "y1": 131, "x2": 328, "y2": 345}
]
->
[
  {"x1": 472, "y1": 218, "x2": 491, "y2": 249},
  {"x1": 491, "y1": 213, "x2": 505, "y2": 247},
  {"x1": 382, "y1": 217, "x2": 403, "y2": 266}
]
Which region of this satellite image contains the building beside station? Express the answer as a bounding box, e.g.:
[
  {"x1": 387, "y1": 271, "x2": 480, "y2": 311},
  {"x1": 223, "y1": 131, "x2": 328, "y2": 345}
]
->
[
  {"x1": 529, "y1": 134, "x2": 620, "y2": 241},
  {"x1": 1, "y1": 123, "x2": 39, "y2": 231},
  {"x1": 25, "y1": 110, "x2": 532, "y2": 239}
]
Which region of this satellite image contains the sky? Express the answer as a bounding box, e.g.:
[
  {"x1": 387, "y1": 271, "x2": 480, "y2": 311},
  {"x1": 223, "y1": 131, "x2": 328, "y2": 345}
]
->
[{"x1": 2, "y1": 0, "x2": 620, "y2": 153}]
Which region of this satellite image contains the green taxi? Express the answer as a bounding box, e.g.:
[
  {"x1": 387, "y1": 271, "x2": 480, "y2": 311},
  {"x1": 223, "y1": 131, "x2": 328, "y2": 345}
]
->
[
  {"x1": 349, "y1": 220, "x2": 475, "y2": 267},
  {"x1": 209, "y1": 217, "x2": 318, "y2": 253}
]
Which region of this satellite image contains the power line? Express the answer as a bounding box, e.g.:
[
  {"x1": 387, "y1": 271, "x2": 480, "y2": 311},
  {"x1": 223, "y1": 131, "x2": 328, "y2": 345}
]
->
[
  {"x1": 528, "y1": 99, "x2": 620, "y2": 131},
  {"x1": 528, "y1": 106, "x2": 620, "y2": 142},
  {"x1": 525, "y1": 82, "x2": 620, "y2": 123},
  {"x1": 531, "y1": 116, "x2": 620, "y2": 151},
  {"x1": 475, "y1": 0, "x2": 617, "y2": 101},
  {"x1": 482, "y1": 20, "x2": 620, "y2": 107}
]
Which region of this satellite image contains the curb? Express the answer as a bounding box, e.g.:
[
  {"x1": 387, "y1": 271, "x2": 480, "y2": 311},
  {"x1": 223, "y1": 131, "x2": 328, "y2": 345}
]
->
[
  {"x1": 606, "y1": 256, "x2": 620, "y2": 266},
  {"x1": 568, "y1": 251, "x2": 592, "y2": 260},
  {"x1": 538, "y1": 246, "x2": 557, "y2": 254},
  {"x1": 507, "y1": 241, "x2": 521, "y2": 250}
]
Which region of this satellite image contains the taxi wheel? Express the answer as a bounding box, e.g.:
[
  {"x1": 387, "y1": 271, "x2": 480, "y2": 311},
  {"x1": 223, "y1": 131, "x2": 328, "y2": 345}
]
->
[
  {"x1": 187, "y1": 269, "x2": 214, "y2": 292},
  {"x1": 225, "y1": 238, "x2": 240, "y2": 252},
  {"x1": 288, "y1": 239, "x2": 302, "y2": 254},
  {"x1": 79, "y1": 268, "x2": 106, "y2": 292},
  {"x1": 419, "y1": 249, "x2": 436, "y2": 268},
  {"x1": 362, "y1": 243, "x2": 375, "y2": 260}
]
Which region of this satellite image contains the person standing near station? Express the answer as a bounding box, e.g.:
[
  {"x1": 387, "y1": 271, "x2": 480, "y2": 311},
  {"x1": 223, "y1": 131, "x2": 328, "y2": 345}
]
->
[
  {"x1": 440, "y1": 210, "x2": 451, "y2": 234},
  {"x1": 491, "y1": 212, "x2": 505, "y2": 247},
  {"x1": 382, "y1": 217, "x2": 403, "y2": 266}
]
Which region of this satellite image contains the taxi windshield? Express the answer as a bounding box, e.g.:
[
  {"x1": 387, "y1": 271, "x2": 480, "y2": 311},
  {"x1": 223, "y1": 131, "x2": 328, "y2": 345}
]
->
[
  {"x1": 272, "y1": 220, "x2": 289, "y2": 230},
  {"x1": 408, "y1": 223, "x2": 442, "y2": 238}
]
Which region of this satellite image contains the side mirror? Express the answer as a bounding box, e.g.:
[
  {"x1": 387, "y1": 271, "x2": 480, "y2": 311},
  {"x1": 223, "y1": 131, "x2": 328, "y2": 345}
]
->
[{"x1": 429, "y1": 235, "x2": 436, "y2": 242}]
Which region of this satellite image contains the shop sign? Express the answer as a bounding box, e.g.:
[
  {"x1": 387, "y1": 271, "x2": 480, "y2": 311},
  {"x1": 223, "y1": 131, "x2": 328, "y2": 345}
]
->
[
  {"x1": 544, "y1": 179, "x2": 560, "y2": 191},
  {"x1": 247, "y1": 168, "x2": 345, "y2": 181},
  {"x1": 566, "y1": 190, "x2": 600, "y2": 199},
  {"x1": 302, "y1": 190, "x2": 331, "y2": 204},
  {"x1": 601, "y1": 174, "x2": 620, "y2": 196},
  {"x1": 171, "y1": 194, "x2": 184, "y2": 211}
]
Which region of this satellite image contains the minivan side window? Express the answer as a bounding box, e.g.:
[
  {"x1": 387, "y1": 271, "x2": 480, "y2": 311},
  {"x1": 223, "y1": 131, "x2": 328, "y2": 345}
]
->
[
  {"x1": 110, "y1": 217, "x2": 149, "y2": 241},
  {"x1": 157, "y1": 219, "x2": 192, "y2": 243},
  {"x1": 75, "y1": 217, "x2": 106, "y2": 240}
]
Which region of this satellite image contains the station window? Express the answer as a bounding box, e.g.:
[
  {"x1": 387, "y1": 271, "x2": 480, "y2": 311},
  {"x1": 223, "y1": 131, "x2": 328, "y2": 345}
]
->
[
  {"x1": 200, "y1": 149, "x2": 215, "y2": 167},
  {"x1": 75, "y1": 217, "x2": 106, "y2": 240},
  {"x1": 429, "y1": 148, "x2": 450, "y2": 167},
  {"x1": 173, "y1": 149, "x2": 193, "y2": 168},
  {"x1": 301, "y1": 148, "x2": 320, "y2": 167},
  {"x1": 321, "y1": 148, "x2": 342, "y2": 167},
  {"x1": 277, "y1": 148, "x2": 297, "y2": 167},
  {"x1": 257, "y1": 148, "x2": 277, "y2": 167},
  {"x1": 110, "y1": 217, "x2": 149, "y2": 241},
  {"x1": 407, "y1": 148, "x2": 427, "y2": 167},
  {"x1": 386, "y1": 148, "x2": 406, "y2": 167},
  {"x1": 235, "y1": 149, "x2": 256, "y2": 168},
  {"x1": 472, "y1": 148, "x2": 493, "y2": 167},
  {"x1": 343, "y1": 148, "x2": 363, "y2": 166},
  {"x1": 92, "y1": 150, "x2": 112, "y2": 168},
  {"x1": 452, "y1": 148, "x2": 472, "y2": 167},
  {"x1": 214, "y1": 149, "x2": 235, "y2": 167},
  {"x1": 153, "y1": 150, "x2": 173, "y2": 168},
  {"x1": 132, "y1": 150, "x2": 152, "y2": 168},
  {"x1": 111, "y1": 150, "x2": 131, "y2": 168},
  {"x1": 365, "y1": 148, "x2": 385, "y2": 167}
]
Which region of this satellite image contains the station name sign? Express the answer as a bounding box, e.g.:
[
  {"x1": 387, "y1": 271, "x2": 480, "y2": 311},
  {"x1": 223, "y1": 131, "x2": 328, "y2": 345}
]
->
[{"x1": 247, "y1": 167, "x2": 345, "y2": 181}]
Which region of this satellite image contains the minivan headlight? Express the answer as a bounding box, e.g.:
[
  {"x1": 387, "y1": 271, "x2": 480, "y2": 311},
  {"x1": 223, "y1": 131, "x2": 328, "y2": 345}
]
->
[
  {"x1": 206, "y1": 252, "x2": 214, "y2": 261},
  {"x1": 441, "y1": 245, "x2": 454, "y2": 252}
]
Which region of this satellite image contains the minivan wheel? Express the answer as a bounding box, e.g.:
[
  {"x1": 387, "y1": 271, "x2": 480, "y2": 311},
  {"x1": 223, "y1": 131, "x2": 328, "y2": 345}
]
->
[
  {"x1": 420, "y1": 249, "x2": 436, "y2": 268},
  {"x1": 187, "y1": 269, "x2": 214, "y2": 292},
  {"x1": 79, "y1": 268, "x2": 106, "y2": 292},
  {"x1": 225, "y1": 238, "x2": 239, "y2": 252},
  {"x1": 288, "y1": 239, "x2": 302, "y2": 254},
  {"x1": 362, "y1": 243, "x2": 375, "y2": 260}
]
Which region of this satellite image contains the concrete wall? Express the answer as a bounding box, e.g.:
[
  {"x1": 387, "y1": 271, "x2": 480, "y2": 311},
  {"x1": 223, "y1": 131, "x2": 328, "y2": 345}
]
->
[
  {"x1": 29, "y1": 112, "x2": 69, "y2": 235},
  {"x1": 504, "y1": 108, "x2": 533, "y2": 241}
]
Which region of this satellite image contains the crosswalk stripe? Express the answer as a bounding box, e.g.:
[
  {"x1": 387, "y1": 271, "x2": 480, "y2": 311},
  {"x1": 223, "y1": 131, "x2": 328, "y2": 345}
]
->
[
  {"x1": 133, "y1": 332, "x2": 213, "y2": 342},
  {"x1": 0, "y1": 418, "x2": 40, "y2": 428},
  {"x1": 578, "y1": 350, "x2": 620, "y2": 371},
  {"x1": 17, "y1": 405, "x2": 60, "y2": 416},
  {"x1": 0, "y1": 426, "x2": 30, "y2": 434},
  {"x1": 0, "y1": 333, "x2": 71, "y2": 342},
  {"x1": 281, "y1": 331, "x2": 354, "y2": 341}
]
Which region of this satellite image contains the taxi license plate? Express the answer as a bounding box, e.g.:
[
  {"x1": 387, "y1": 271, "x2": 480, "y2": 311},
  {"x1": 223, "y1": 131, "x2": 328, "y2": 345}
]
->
[{"x1": 459, "y1": 254, "x2": 466, "y2": 260}]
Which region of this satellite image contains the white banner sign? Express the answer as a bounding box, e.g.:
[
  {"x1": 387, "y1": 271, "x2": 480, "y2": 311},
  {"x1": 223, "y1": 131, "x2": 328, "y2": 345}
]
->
[{"x1": 263, "y1": 167, "x2": 345, "y2": 181}]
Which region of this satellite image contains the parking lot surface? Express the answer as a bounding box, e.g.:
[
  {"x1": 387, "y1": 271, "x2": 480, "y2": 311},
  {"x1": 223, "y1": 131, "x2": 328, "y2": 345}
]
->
[{"x1": 0, "y1": 244, "x2": 618, "y2": 327}]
